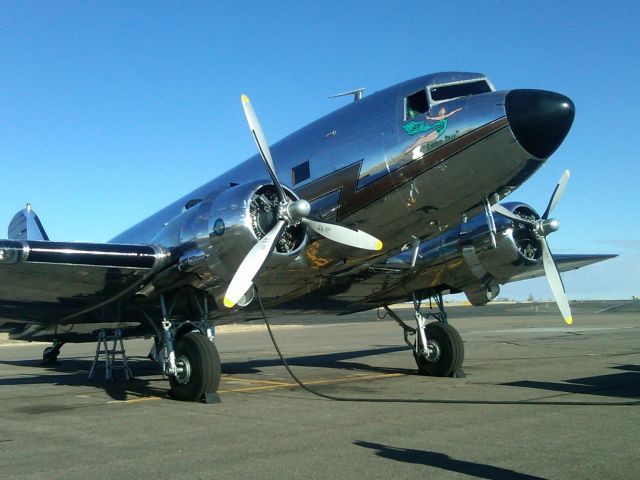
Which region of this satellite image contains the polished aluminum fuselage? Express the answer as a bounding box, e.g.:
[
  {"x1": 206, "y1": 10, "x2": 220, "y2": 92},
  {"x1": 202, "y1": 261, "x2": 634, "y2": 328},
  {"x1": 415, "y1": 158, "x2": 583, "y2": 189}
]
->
[{"x1": 111, "y1": 72, "x2": 537, "y2": 314}]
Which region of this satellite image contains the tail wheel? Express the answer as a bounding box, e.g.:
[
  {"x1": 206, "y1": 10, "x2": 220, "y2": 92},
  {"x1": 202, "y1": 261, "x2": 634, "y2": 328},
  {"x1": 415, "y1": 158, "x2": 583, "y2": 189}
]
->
[
  {"x1": 414, "y1": 322, "x2": 464, "y2": 377},
  {"x1": 170, "y1": 332, "x2": 221, "y2": 401}
]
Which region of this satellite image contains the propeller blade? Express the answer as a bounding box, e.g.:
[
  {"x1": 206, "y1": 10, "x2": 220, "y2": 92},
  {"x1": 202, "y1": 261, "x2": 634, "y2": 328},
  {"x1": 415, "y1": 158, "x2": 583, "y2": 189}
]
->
[
  {"x1": 541, "y1": 238, "x2": 573, "y2": 325},
  {"x1": 491, "y1": 204, "x2": 535, "y2": 226},
  {"x1": 542, "y1": 169, "x2": 570, "y2": 219},
  {"x1": 302, "y1": 218, "x2": 383, "y2": 251},
  {"x1": 223, "y1": 219, "x2": 286, "y2": 308},
  {"x1": 241, "y1": 95, "x2": 287, "y2": 201}
]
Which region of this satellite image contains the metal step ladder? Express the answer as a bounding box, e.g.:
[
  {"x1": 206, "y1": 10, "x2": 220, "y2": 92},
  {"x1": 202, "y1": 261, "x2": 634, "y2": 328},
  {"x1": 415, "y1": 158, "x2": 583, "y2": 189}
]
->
[{"x1": 88, "y1": 329, "x2": 132, "y2": 381}]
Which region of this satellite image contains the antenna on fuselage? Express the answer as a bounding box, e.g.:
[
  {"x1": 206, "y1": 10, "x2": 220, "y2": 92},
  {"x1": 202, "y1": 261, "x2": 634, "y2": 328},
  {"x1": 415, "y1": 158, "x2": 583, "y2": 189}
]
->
[{"x1": 329, "y1": 87, "x2": 365, "y2": 102}]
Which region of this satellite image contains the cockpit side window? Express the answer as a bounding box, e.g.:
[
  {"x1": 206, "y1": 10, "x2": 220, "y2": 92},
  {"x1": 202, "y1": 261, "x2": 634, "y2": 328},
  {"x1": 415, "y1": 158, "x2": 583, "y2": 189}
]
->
[
  {"x1": 430, "y1": 80, "x2": 492, "y2": 102},
  {"x1": 405, "y1": 89, "x2": 429, "y2": 121}
]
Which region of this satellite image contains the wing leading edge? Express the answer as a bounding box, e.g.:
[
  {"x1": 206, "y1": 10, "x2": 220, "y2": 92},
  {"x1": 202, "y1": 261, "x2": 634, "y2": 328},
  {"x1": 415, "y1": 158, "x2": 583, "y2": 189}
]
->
[{"x1": 0, "y1": 240, "x2": 169, "y2": 325}]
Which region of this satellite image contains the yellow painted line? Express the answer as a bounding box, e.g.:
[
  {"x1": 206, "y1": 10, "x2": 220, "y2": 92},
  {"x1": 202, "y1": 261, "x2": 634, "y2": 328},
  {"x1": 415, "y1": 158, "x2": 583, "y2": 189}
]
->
[
  {"x1": 111, "y1": 373, "x2": 405, "y2": 403},
  {"x1": 223, "y1": 375, "x2": 291, "y2": 386},
  {"x1": 292, "y1": 372, "x2": 405, "y2": 386},
  {"x1": 219, "y1": 372, "x2": 405, "y2": 394},
  {"x1": 218, "y1": 385, "x2": 295, "y2": 394},
  {"x1": 117, "y1": 396, "x2": 163, "y2": 404}
]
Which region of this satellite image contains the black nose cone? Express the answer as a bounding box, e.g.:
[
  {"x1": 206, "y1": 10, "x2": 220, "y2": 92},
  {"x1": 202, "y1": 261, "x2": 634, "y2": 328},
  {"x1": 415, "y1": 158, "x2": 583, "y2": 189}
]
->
[{"x1": 505, "y1": 89, "x2": 575, "y2": 159}]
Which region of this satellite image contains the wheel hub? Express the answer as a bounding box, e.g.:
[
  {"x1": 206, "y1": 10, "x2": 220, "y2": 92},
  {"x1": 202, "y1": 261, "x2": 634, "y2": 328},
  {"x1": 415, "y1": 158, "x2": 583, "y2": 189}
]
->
[
  {"x1": 422, "y1": 340, "x2": 441, "y2": 363},
  {"x1": 174, "y1": 355, "x2": 192, "y2": 385}
]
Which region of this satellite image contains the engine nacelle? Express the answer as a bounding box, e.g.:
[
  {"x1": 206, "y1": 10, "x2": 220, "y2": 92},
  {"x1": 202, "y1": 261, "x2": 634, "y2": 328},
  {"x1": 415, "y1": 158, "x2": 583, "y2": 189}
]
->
[
  {"x1": 475, "y1": 202, "x2": 542, "y2": 265},
  {"x1": 144, "y1": 180, "x2": 308, "y2": 305},
  {"x1": 395, "y1": 201, "x2": 546, "y2": 306},
  {"x1": 204, "y1": 180, "x2": 307, "y2": 276},
  {"x1": 459, "y1": 202, "x2": 544, "y2": 304}
]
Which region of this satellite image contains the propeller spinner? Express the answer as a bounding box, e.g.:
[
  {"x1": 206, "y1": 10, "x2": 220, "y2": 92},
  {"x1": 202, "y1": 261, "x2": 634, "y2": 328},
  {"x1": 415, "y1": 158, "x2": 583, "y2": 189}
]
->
[
  {"x1": 223, "y1": 95, "x2": 383, "y2": 308},
  {"x1": 492, "y1": 170, "x2": 573, "y2": 325}
]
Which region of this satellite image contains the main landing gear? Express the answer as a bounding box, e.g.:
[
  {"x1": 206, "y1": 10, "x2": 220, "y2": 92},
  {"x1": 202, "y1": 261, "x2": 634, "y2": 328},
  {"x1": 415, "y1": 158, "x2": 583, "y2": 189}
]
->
[
  {"x1": 384, "y1": 292, "x2": 464, "y2": 378},
  {"x1": 41, "y1": 340, "x2": 64, "y2": 366},
  {"x1": 144, "y1": 289, "x2": 221, "y2": 403}
]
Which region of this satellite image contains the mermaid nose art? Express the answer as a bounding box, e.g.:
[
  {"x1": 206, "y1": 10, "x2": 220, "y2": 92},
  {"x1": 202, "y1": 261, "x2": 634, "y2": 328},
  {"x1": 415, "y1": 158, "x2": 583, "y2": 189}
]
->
[{"x1": 505, "y1": 89, "x2": 575, "y2": 159}]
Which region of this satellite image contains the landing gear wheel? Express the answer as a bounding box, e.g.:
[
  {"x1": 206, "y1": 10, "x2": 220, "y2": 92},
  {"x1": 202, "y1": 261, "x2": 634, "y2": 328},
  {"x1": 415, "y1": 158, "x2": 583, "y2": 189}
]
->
[
  {"x1": 414, "y1": 322, "x2": 464, "y2": 377},
  {"x1": 41, "y1": 347, "x2": 59, "y2": 365},
  {"x1": 41, "y1": 342, "x2": 64, "y2": 366},
  {"x1": 169, "y1": 332, "x2": 221, "y2": 402}
]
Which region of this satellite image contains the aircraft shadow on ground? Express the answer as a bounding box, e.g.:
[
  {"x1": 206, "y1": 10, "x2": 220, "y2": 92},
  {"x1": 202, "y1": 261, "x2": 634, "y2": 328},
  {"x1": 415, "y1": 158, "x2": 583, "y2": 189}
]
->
[
  {"x1": 353, "y1": 440, "x2": 548, "y2": 480},
  {"x1": 0, "y1": 346, "x2": 414, "y2": 401},
  {"x1": 221, "y1": 345, "x2": 414, "y2": 375},
  {"x1": 502, "y1": 364, "x2": 640, "y2": 400},
  {"x1": 0, "y1": 357, "x2": 168, "y2": 401}
]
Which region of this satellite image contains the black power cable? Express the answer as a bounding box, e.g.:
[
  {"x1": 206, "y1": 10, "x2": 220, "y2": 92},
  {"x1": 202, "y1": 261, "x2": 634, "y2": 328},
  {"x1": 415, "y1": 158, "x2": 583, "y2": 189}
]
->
[{"x1": 256, "y1": 291, "x2": 639, "y2": 406}]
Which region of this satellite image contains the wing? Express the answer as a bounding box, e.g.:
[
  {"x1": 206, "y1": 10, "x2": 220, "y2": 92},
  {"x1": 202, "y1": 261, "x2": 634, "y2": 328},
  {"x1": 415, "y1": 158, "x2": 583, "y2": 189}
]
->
[
  {"x1": 504, "y1": 253, "x2": 617, "y2": 283},
  {"x1": 0, "y1": 239, "x2": 169, "y2": 325},
  {"x1": 307, "y1": 252, "x2": 618, "y2": 315}
]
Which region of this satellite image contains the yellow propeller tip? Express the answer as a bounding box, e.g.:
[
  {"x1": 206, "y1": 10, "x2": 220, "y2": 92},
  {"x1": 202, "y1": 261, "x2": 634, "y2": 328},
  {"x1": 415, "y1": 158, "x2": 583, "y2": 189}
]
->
[
  {"x1": 223, "y1": 297, "x2": 235, "y2": 308},
  {"x1": 241, "y1": 94, "x2": 249, "y2": 104},
  {"x1": 375, "y1": 240, "x2": 383, "y2": 251},
  {"x1": 565, "y1": 169, "x2": 571, "y2": 178},
  {"x1": 565, "y1": 316, "x2": 573, "y2": 325}
]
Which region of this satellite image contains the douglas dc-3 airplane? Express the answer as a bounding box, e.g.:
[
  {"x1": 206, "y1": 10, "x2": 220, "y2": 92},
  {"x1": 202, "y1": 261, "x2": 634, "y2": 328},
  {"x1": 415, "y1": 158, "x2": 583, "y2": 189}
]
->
[{"x1": 0, "y1": 72, "x2": 615, "y2": 402}]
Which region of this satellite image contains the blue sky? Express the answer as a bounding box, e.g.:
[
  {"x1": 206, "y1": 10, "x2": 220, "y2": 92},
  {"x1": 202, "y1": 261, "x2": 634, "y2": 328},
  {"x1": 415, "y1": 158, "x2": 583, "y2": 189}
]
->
[{"x1": 1, "y1": 1, "x2": 638, "y2": 300}]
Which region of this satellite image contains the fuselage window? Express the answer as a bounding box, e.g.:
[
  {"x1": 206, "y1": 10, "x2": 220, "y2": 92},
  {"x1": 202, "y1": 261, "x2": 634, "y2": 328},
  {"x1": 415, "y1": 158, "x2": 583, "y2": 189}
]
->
[
  {"x1": 405, "y1": 89, "x2": 429, "y2": 120},
  {"x1": 292, "y1": 160, "x2": 311, "y2": 185},
  {"x1": 182, "y1": 198, "x2": 203, "y2": 213},
  {"x1": 184, "y1": 198, "x2": 203, "y2": 210},
  {"x1": 430, "y1": 80, "x2": 491, "y2": 102}
]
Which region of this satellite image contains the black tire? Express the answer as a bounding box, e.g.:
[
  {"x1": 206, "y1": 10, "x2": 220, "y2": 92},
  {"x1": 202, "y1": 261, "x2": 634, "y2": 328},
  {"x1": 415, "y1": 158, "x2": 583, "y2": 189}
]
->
[
  {"x1": 170, "y1": 332, "x2": 221, "y2": 402},
  {"x1": 414, "y1": 321, "x2": 464, "y2": 377},
  {"x1": 40, "y1": 347, "x2": 58, "y2": 366},
  {"x1": 41, "y1": 346, "x2": 60, "y2": 366}
]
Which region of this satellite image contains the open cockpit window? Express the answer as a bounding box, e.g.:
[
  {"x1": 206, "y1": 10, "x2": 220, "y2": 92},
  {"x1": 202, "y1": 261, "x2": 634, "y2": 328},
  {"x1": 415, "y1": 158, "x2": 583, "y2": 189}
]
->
[
  {"x1": 405, "y1": 89, "x2": 429, "y2": 120},
  {"x1": 430, "y1": 80, "x2": 492, "y2": 102}
]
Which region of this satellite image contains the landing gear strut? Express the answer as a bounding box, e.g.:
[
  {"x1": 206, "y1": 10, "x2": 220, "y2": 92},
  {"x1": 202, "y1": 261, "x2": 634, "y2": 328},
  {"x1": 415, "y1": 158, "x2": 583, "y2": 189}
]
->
[
  {"x1": 144, "y1": 289, "x2": 221, "y2": 403},
  {"x1": 384, "y1": 291, "x2": 464, "y2": 378},
  {"x1": 41, "y1": 341, "x2": 64, "y2": 366}
]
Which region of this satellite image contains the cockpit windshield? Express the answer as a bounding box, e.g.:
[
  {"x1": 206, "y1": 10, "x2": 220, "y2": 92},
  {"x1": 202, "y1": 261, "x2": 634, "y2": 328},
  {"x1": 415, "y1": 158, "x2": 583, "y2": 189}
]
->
[{"x1": 430, "y1": 80, "x2": 492, "y2": 102}]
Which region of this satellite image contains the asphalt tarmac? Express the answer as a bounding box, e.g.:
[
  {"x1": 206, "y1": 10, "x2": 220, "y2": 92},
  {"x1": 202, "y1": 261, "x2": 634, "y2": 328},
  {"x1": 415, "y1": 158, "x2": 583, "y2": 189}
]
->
[{"x1": 1, "y1": 301, "x2": 639, "y2": 479}]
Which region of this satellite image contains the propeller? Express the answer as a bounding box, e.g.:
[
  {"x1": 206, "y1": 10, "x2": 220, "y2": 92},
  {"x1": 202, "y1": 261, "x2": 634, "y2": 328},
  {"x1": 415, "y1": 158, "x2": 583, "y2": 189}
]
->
[
  {"x1": 492, "y1": 170, "x2": 573, "y2": 325},
  {"x1": 223, "y1": 95, "x2": 383, "y2": 308}
]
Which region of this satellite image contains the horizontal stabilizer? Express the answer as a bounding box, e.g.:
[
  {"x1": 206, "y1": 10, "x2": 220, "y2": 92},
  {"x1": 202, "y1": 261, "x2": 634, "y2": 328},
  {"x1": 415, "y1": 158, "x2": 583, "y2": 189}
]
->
[{"x1": 8, "y1": 204, "x2": 49, "y2": 241}]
